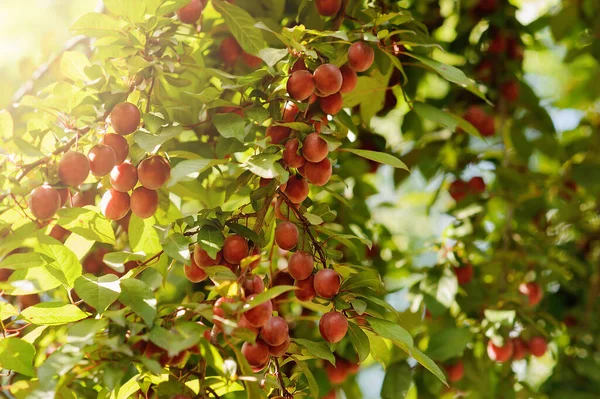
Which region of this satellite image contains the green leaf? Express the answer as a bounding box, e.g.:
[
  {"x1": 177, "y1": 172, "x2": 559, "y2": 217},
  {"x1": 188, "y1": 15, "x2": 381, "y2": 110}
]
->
[
  {"x1": 119, "y1": 279, "x2": 157, "y2": 327},
  {"x1": 366, "y1": 330, "x2": 391, "y2": 367},
  {"x1": 0, "y1": 302, "x2": 18, "y2": 320},
  {"x1": 407, "y1": 54, "x2": 489, "y2": 103},
  {"x1": 69, "y1": 13, "x2": 124, "y2": 38},
  {"x1": 60, "y1": 51, "x2": 91, "y2": 81},
  {"x1": 243, "y1": 286, "x2": 296, "y2": 311},
  {"x1": 212, "y1": 0, "x2": 264, "y2": 56},
  {"x1": 426, "y1": 328, "x2": 473, "y2": 361},
  {"x1": 168, "y1": 158, "x2": 228, "y2": 187},
  {"x1": 102, "y1": 0, "x2": 146, "y2": 23},
  {"x1": 293, "y1": 356, "x2": 319, "y2": 398},
  {"x1": 367, "y1": 317, "x2": 414, "y2": 351},
  {"x1": 162, "y1": 233, "x2": 191, "y2": 264},
  {"x1": 227, "y1": 342, "x2": 266, "y2": 399},
  {"x1": 293, "y1": 338, "x2": 336, "y2": 365},
  {"x1": 347, "y1": 323, "x2": 370, "y2": 362},
  {"x1": 0, "y1": 252, "x2": 49, "y2": 270},
  {"x1": 273, "y1": 122, "x2": 314, "y2": 133},
  {"x1": 0, "y1": 110, "x2": 14, "y2": 140},
  {"x1": 381, "y1": 362, "x2": 412, "y2": 399},
  {"x1": 197, "y1": 225, "x2": 225, "y2": 260},
  {"x1": 0, "y1": 338, "x2": 36, "y2": 376},
  {"x1": 57, "y1": 207, "x2": 116, "y2": 244},
  {"x1": 411, "y1": 347, "x2": 448, "y2": 386},
  {"x1": 258, "y1": 48, "x2": 288, "y2": 67},
  {"x1": 116, "y1": 375, "x2": 141, "y2": 399},
  {"x1": 149, "y1": 322, "x2": 206, "y2": 356},
  {"x1": 134, "y1": 125, "x2": 181, "y2": 152},
  {"x1": 37, "y1": 235, "x2": 82, "y2": 288},
  {"x1": 226, "y1": 223, "x2": 263, "y2": 246},
  {"x1": 339, "y1": 148, "x2": 409, "y2": 171},
  {"x1": 242, "y1": 153, "x2": 289, "y2": 180},
  {"x1": 74, "y1": 274, "x2": 122, "y2": 313},
  {"x1": 129, "y1": 215, "x2": 162, "y2": 254},
  {"x1": 484, "y1": 309, "x2": 516, "y2": 325},
  {"x1": 20, "y1": 303, "x2": 89, "y2": 326},
  {"x1": 413, "y1": 102, "x2": 480, "y2": 138},
  {"x1": 6, "y1": 266, "x2": 62, "y2": 295},
  {"x1": 212, "y1": 113, "x2": 247, "y2": 142}
]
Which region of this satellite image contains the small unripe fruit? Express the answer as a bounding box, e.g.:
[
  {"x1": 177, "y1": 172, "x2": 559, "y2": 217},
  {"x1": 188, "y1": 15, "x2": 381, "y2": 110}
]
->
[
  {"x1": 302, "y1": 133, "x2": 329, "y2": 163},
  {"x1": 275, "y1": 221, "x2": 299, "y2": 250},
  {"x1": 100, "y1": 189, "x2": 130, "y2": 221},
  {"x1": 269, "y1": 336, "x2": 290, "y2": 357},
  {"x1": 348, "y1": 42, "x2": 375, "y2": 72},
  {"x1": 320, "y1": 92, "x2": 343, "y2": 115},
  {"x1": 339, "y1": 64, "x2": 357, "y2": 93},
  {"x1": 223, "y1": 235, "x2": 249, "y2": 264},
  {"x1": 110, "y1": 102, "x2": 141, "y2": 135},
  {"x1": 138, "y1": 155, "x2": 171, "y2": 190},
  {"x1": 283, "y1": 138, "x2": 306, "y2": 168},
  {"x1": 29, "y1": 185, "x2": 61, "y2": 220},
  {"x1": 59, "y1": 151, "x2": 90, "y2": 187},
  {"x1": 453, "y1": 264, "x2": 473, "y2": 285},
  {"x1": 284, "y1": 175, "x2": 309, "y2": 203},
  {"x1": 444, "y1": 361, "x2": 464, "y2": 383},
  {"x1": 287, "y1": 70, "x2": 315, "y2": 101},
  {"x1": 110, "y1": 162, "x2": 138, "y2": 192},
  {"x1": 176, "y1": 0, "x2": 203, "y2": 24},
  {"x1": 315, "y1": 0, "x2": 341, "y2": 16},
  {"x1": 266, "y1": 125, "x2": 291, "y2": 145},
  {"x1": 242, "y1": 339, "x2": 270, "y2": 367},
  {"x1": 512, "y1": 338, "x2": 528, "y2": 360},
  {"x1": 184, "y1": 258, "x2": 208, "y2": 283},
  {"x1": 243, "y1": 275, "x2": 265, "y2": 295},
  {"x1": 219, "y1": 36, "x2": 242, "y2": 64},
  {"x1": 305, "y1": 158, "x2": 332, "y2": 187},
  {"x1": 528, "y1": 336, "x2": 548, "y2": 357},
  {"x1": 130, "y1": 187, "x2": 159, "y2": 219},
  {"x1": 314, "y1": 269, "x2": 340, "y2": 298},
  {"x1": 519, "y1": 282, "x2": 543, "y2": 306},
  {"x1": 244, "y1": 295, "x2": 273, "y2": 327},
  {"x1": 193, "y1": 246, "x2": 221, "y2": 267},
  {"x1": 313, "y1": 64, "x2": 343, "y2": 97},
  {"x1": 294, "y1": 275, "x2": 316, "y2": 301},
  {"x1": 288, "y1": 251, "x2": 314, "y2": 280},
  {"x1": 487, "y1": 340, "x2": 513, "y2": 363},
  {"x1": 468, "y1": 177, "x2": 485, "y2": 194},
  {"x1": 260, "y1": 316, "x2": 289, "y2": 346},
  {"x1": 319, "y1": 311, "x2": 348, "y2": 343},
  {"x1": 100, "y1": 134, "x2": 129, "y2": 164}
]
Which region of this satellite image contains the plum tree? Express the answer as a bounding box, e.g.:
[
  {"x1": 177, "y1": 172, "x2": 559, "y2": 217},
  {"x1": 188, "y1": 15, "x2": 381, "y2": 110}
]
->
[
  {"x1": 259, "y1": 316, "x2": 289, "y2": 346},
  {"x1": 314, "y1": 269, "x2": 341, "y2": 298},
  {"x1": 347, "y1": 42, "x2": 375, "y2": 72},
  {"x1": 193, "y1": 246, "x2": 221, "y2": 267},
  {"x1": 315, "y1": 0, "x2": 341, "y2": 16},
  {"x1": 100, "y1": 134, "x2": 129, "y2": 164},
  {"x1": 184, "y1": 258, "x2": 208, "y2": 283},
  {"x1": 444, "y1": 361, "x2": 464, "y2": 383},
  {"x1": 243, "y1": 296, "x2": 273, "y2": 327},
  {"x1": 110, "y1": 102, "x2": 141, "y2": 135},
  {"x1": 110, "y1": 162, "x2": 138, "y2": 192},
  {"x1": 339, "y1": 65, "x2": 357, "y2": 93},
  {"x1": 268, "y1": 336, "x2": 290, "y2": 357},
  {"x1": 319, "y1": 311, "x2": 348, "y2": 343},
  {"x1": 223, "y1": 235, "x2": 249, "y2": 264},
  {"x1": 288, "y1": 251, "x2": 314, "y2": 280},
  {"x1": 302, "y1": 133, "x2": 329, "y2": 163},
  {"x1": 453, "y1": 264, "x2": 473, "y2": 285},
  {"x1": 313, "y1": 64, "x2": 343, "y2": 96},
  {"x1": 242, "y1": 339, "x2": 270, "y2": 367},
  {"x1": 88, "y1": 145, "x2": 117, "y2": 177},
  {"x1": 519, "y1": 282, "x2": 543, "y2": 306},
  {"x1": 219, "y1": 36, "x2": 242, "y2": 64},
  {"x1": 137, "y1": 155, "x2": 171, "y2": 190},
  {"x1": 130, "y1": 187, "x2": 159, "y2": 219},
  {"x1": 487, "y1": 339, "x2": 513, "y2": 363},
  {"x1": 294, "y1": 275, "x2": 316, "y2": 301},
  {"x1": 266, "y1": 125, "x2": 290, "y2": 144},
  {"x1": 512, "y1": 338, "x2": 528, "y2": 360},
  {"x1": 100, "y1": 189, "x2": 130, "y2": 221},
  {"x1": 528, "y1": 337, "x2": 547, "y2": 357},
  {"x1": 287, "y1": 70, "x2": 315, "y2": 101},
  {"x1": 58, "y1": 151, "x2": 90, "y2": 186},
  {"x1": 283, "y1": 175, "x2": 309, "y2": 204},
  {"x1": 320, "y1": 92, "x2": 343, "y2": 115},
  {"x1": 275, "y1": 221, "x2": 299, "y2": 250},
  {"x1": 305, "y1": 158, "x2": 332, "y2": 187},
  {"x1": 176, "y1": 0, "x2": 203, "y2": 24},
  {"x1": 282, "y1": 138, "x2": 306, "y2": 168},
  {"x1": 29, "y1": 185, "x2": 61, "y2": 220},
  {"x1": 243, "y1": 275, "x2": 265, "y2": 295}
]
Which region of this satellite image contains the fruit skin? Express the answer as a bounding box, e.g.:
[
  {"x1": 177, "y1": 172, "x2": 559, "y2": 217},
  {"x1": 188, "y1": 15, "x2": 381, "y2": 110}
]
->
[
  {"x1": 449, "y1": 180, "x2": 468, "y2": 202},
  {"x1": 100, "y1": 134, "x2": 129, "y2": 164},
  {"x1": 275, "y1": 221, "x2": 299, "y2": 250},
  {"x1": 287, "y1": 70, "x2": 315, "y2": 101},
  {"x1": 138, "y1": 155, "x2": 171, "y2": 190},
  {"x1": 294, "y1": 275, "x2": 316, "y2": 301},
  {"x1": 468, "y1": 177, "x2": 486, "y2": 194},
  {"x1": 223, "y1": 235, "x2": 249, "y2": 264},
  {"x1": 348, "y1": 42, "x2": 375, "y2": 72},
  {"x1": 237, "y1": 315, "x2": 260, "y2": 337},
  {"x1": 243, "y1": 296, "x2": 273, "y2": 328},
  {"x1": 110, "y1": 162, "x2": 138, "y2": 192},
  {"x1": 319, "y1": 311, "x2": 348, "y2": 343},
  {"x1": 453, "y1": 264, "x2": 473, "y2": 285},
  {"x1": 282, "y1": 102, "x2": 300, "y2": 123},
  {"x1": 314, "y1": 269, "x2": 341, "y2": 299},
  {"x1": 110, "y1": 102, "x2": 141, "y2": 135},
  {"x1": 284, "y1": 175, "x2": 309, "y2": 204},
  {"x1": 29, "y1": 185, "x2": 61, "y2": 220},
  {"x1": 268, "y1": 336, "x2": 290, "y2": 357},
  {"x1": 219, "y1": 36, "x2": 242, "y2": 64},
  {"x1": 176, "y1": 0, "x2": 203, "y2": 24},
  {"x1": 339, "y1": 64, "x2": 357, "y2": 93},
  {"x1": 315, "y1": 0, "x2": 342, "y2": 16},
  {"x1": 241, "y1": 52, "x2": 262, "y2": 69},
  {"x1": 519, "y1": 282, "x2": 543, "y2": 306},
  {"x1": 322, "y1": 390, "x2": 337, "y2": 399},
  {"x1": 528, "y1": 336, "x2": 548, "y2": 357},
  {"x1": 242, "y1": 339, "x2": 270, "y2": 367},
  {"x1": 463, "y1": 105, "x2": 495, "y2": 137},
  {"x1": 305, "y1": 158, "x2": 333, "y2": 187},
  {"x1": 288, "y1": 251, "x2": 314, "y2": 280},
  {"x1": 444, "y1": 361, "x2": 464, "y2": 383},
  {"x1": 313, "y1": 64, "x2": 343, "y2": 97},
  {"x1": 260, "y1": 315, "x2": 289, "y2": 346},
  {"x1": 243, "y1": 275, "x2": 265, "y2": 295},
  {"x1": 326, "y1": 358, "x2": 350, "y2": 384},
  {"x1": 302, "y1": 133, "x2": 329, "y2": 163},
  {"x1": 213, "y1": 297, "x2": 235, "y2": 327},
  {"x1": 512, "y1": 338, "x2": 528, "y2": 360},
  {"x1": 88, "y1": 145, "x2": 117, "y2": 177},
  {"x1": 320, "y1": 92, "x2": 343, "y2": 115},
  {"x1": 184, "y1": 257, "x2": 208, "y2": 283},
  {"x1": 100, "y1": 189, "x2": 131, "y2": 221},
  {"x1": 59, "y1": 151, "x2": 90, "y2": 186},
  {"x1": 283, "y1": 138, "x2": 306, "y2": 168},
  {"x1": 487, "y1": 339, "x2": 513, "y2": 363},
  {"x1": 266, "y1": 125, "x2": 291, "y2": 144},
  {"x1": 501, "y1": 80, "x2": 520, "y2": 102},
  {"x1": 130, "y1": 187, "x2": 159, "y2": 219},
  {"x1": 72, "y1": 189, "x2": 96, "y2": 207},
  {"x1": 193, "y1": 246, "x2": 221, "y2": 267}
]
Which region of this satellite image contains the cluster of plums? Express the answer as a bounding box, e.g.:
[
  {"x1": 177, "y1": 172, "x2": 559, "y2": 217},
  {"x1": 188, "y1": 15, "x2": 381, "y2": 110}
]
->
[
  {"x1": 449, "y1": 176, "x2": 485, "y2": 202},
  {"x1": 28, "y1": 102, "x2": 171, "y2": 224}
]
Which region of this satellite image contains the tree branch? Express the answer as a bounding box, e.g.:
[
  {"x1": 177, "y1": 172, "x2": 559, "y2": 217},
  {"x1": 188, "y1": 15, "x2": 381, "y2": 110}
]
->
[
  {"x1": 273, "y1": 358, "x2": 293, "y2": 398},
  {"x1": 332, "y1": 0, "x2": 349, "y2": 31}
]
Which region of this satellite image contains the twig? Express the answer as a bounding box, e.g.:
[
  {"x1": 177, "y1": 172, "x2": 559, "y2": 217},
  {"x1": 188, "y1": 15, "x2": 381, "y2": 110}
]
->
[
  {"x1": 332, "y1": 0, "x2": 349, "y2": 31},
  {"x1": 206, "y1": 387, "x2": 221, "y2": 399},
  {"x1": 273, "y1": 358, "x2": 293, "y2": 398}
]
